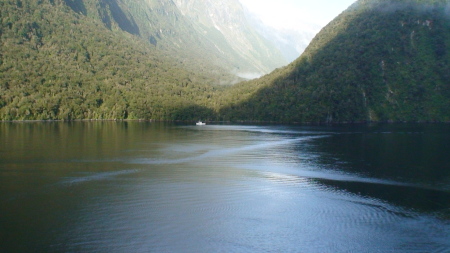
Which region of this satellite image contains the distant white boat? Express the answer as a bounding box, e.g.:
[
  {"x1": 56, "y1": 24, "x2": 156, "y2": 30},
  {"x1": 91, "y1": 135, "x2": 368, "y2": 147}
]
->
[{"x1": 196, "y1": 121, "x2": 206, "y2": 126}]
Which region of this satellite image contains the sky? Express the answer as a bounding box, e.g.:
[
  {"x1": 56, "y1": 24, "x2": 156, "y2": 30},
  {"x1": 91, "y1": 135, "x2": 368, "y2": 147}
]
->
[{"x1": 239, "y1": 0, "x2": 357, "y2": 30}]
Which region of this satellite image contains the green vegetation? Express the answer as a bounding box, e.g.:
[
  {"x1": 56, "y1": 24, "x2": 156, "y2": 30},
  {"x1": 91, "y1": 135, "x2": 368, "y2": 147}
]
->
[
  {"x1": 218, "y1": 0, "x2": 450, "y2": 123},
  {"x1": 1, "y1": 0, "x2": 450, "y2": 123},
  {"x1": 0, "y1": 0, "x2": 235, "y2": 121}
]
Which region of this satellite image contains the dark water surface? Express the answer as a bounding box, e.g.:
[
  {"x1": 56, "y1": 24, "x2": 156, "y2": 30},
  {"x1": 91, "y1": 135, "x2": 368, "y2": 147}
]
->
[{"x1": 1, "y1": 122, "x2": 449, "y2": 252}]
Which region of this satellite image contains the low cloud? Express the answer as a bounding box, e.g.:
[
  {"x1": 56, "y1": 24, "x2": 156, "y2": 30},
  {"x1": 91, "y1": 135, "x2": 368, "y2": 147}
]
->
[{"x1": 236, "y1": 72, "x2": 263, "y2": 80}]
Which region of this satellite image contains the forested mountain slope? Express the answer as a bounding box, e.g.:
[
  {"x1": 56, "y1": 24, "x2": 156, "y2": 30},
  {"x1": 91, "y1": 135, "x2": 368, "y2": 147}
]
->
[
  {"x1": 3, "y1": 0, "x2": 448, "y2": 123},
  {"x1": 218, "y1": 0, "x2": 450, "y2": 123},
  {"x1": 0, "y1": 0, "x2": 250, "y2": 120},
  {"x1": 0, "y1": 0, "x2": 290, "y2": 121}
]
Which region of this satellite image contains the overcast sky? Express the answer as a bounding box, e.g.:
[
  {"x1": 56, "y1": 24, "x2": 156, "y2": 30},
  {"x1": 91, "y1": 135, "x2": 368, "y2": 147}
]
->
[{"x1": 239, "y1": 0, "x2": 357, "y2": 30}]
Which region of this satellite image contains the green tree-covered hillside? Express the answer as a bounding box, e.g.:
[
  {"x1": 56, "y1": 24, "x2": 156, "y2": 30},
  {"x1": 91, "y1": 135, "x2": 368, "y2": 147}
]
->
[
  {"x1": 2, "y1": 0, "x2": 450, "y2": 123},
  {"x1": 218, "y1": 0, "x2": 450, "y2": 123},
  {"x1": 0, "y1": 0, "x2": 235, "y2": 120}
]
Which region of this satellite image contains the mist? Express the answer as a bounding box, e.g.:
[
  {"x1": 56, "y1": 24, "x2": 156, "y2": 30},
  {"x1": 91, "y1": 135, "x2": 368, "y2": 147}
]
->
[{"x1": 236, "y1": 72, "x2": 263, "y2": 80}]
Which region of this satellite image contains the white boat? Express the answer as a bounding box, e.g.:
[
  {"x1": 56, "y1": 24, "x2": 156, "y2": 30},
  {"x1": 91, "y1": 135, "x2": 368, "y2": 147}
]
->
[{"x1": 196, "y1": 121, "x2": 206, "y2": 126}]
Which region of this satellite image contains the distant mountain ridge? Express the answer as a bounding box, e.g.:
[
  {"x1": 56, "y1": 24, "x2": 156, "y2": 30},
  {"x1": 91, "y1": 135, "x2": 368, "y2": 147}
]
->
[
  {"x1": 243, "y1": 6, "x2": 320, "y2": 62},
  {"x1": 50, "y1": 0, "x2": 287, "y2": 76},
  {"x1": 173, "y1": 0, "x2": 287, "y2": 76}
]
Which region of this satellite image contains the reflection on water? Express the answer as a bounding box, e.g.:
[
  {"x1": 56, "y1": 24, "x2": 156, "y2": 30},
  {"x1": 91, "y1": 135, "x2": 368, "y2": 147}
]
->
[{"x1": 0, "y1": 122, "x2": 449, "y2": 252}]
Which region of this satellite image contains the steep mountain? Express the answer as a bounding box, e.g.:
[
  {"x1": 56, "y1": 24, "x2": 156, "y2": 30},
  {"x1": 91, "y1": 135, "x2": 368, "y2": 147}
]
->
[
  {"x1": 244, "y1": 9, "x2": 320, "y2": 62},
  {"x1": 0, "y1": 0, "x2": 235, "y2": 120},
  {"x1": 60, "y1": 0, "x2": 276, "y2": 76},
  {"x1": 63, "y1": 0, "x2": 288, "y2": 75},
  {"x1": 217, "y1": 0, "x2": 450, "y2": 123},
  {"x1": 0, "y1": 0, "x2": 292, "y2": 121},
  {"x1": 173, "y1": 0, "x2": 287, "y2": 77},
  {"x1": 250, "y1": 25, "x2": 317, "y2": 63}
]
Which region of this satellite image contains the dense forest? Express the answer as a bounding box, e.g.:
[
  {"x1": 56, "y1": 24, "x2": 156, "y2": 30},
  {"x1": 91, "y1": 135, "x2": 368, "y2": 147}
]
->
[
  {"x1": 218, "y1": 0, "x2": 450, "y2": 123},
  {"x1": 1, "y1": 0, "x2": 450, "y2": 123},
  {"x1": 0, "y1": 0, "x2": 238, "y2": 121}
]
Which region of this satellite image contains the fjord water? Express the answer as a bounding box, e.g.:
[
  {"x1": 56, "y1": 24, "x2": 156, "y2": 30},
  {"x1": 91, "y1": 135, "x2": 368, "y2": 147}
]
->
[{"x1": 1, "y1": 122, "x2": 449, "y2": 252}]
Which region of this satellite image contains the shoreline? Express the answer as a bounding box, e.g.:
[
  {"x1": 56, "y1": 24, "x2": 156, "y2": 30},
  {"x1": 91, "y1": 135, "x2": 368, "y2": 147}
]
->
[{"x1": 1, "y1": 119, "x2": 449, "y2": 125}]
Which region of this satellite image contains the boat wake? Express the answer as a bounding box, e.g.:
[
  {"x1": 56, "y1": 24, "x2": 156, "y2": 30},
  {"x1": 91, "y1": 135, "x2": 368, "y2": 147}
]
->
[
  {"x1": 129, "y1": 135, "x2": 327, "y2": 165},
  {"x1": 59, "y1": 169, "x2": 140, "y2": 186}
]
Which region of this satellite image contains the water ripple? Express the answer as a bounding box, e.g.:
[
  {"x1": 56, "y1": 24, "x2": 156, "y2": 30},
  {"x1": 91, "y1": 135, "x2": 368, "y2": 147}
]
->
[
  {"x1": 129, "y1": 136, "x2": 327, "y2": 165},
  {"x1": 59, "y1": 169, "x2": 140, "y2": 186}
]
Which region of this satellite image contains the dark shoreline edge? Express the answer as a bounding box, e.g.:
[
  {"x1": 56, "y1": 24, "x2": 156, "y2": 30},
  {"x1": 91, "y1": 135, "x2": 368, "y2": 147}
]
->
[{"x1": 1, "y1": 119, "x2": 450, "y2": 126}]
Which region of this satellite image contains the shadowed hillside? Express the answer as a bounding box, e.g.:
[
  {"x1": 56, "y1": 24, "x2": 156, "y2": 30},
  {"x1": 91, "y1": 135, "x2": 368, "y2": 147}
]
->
[{"x1": 217, "y1": 0, "x2": 450, "y2": 123}]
